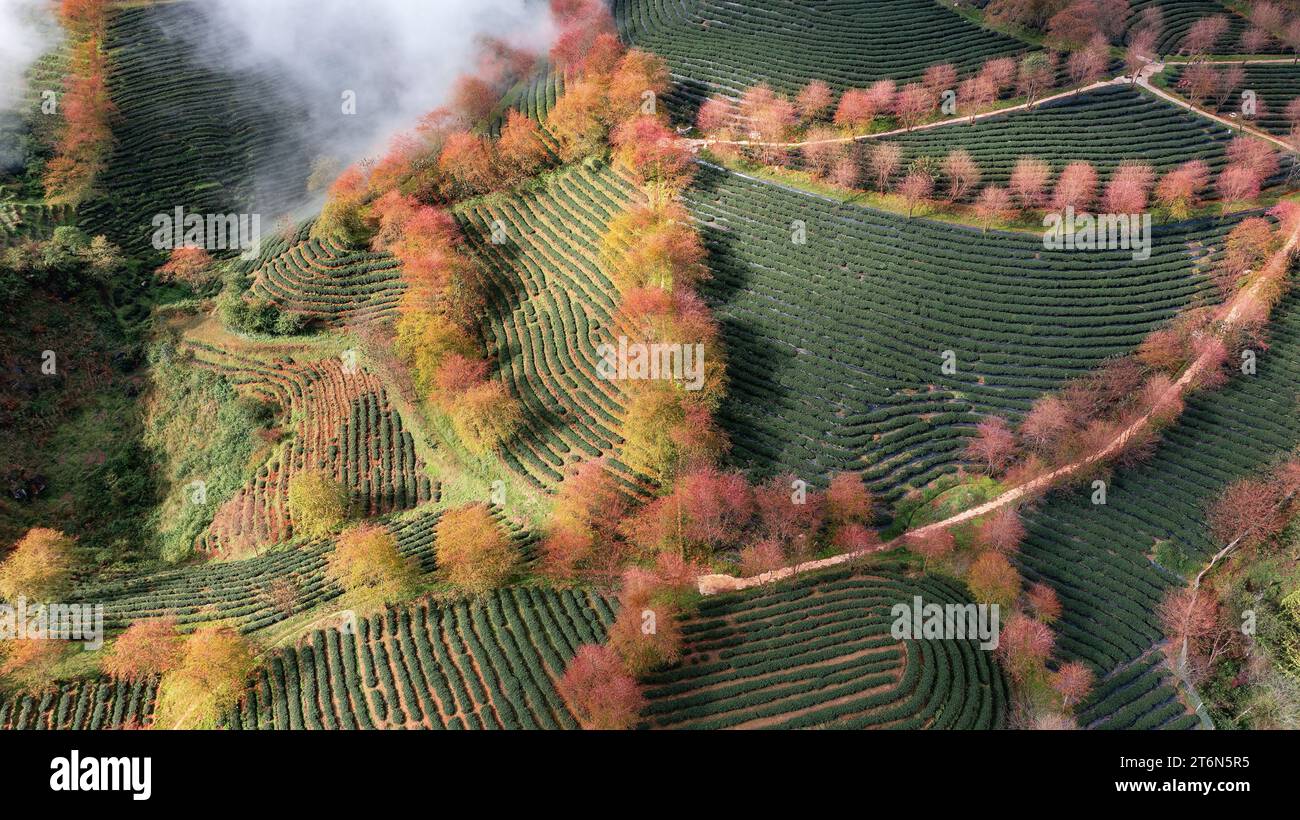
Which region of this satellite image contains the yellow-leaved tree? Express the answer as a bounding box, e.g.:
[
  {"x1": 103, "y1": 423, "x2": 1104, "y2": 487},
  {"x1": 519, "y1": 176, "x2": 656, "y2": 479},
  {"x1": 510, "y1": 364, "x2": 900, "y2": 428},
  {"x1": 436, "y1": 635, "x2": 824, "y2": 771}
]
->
[
  {"x1": 286, "y1": 469, "x2": 350, "y2": 538},
  {"x1": 435, "y1": 504, "x2": 518, "y2": 595},
  {"x1": 153, "y1": 626, "x2": 257, "y2": 729},
  {"x1": 327, "y1": 523, "x2": 417, "y2": 605},
  {"x1": 0, "y1": 527, "x2": 75, "y2": 602},
  {"x1": 445, "y1": 380, "x2": 523, "y2": 454}
]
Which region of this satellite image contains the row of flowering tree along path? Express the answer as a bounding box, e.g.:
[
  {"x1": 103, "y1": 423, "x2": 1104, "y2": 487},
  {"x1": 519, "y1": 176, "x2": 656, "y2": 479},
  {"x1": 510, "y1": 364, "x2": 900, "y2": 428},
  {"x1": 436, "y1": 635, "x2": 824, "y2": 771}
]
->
[
  {"x1": 698, "y1": 209, "x2": 1300, "y2": 595},
  {"x1": 691, "y1": 59, "x2": 1295, "y2": 155}
]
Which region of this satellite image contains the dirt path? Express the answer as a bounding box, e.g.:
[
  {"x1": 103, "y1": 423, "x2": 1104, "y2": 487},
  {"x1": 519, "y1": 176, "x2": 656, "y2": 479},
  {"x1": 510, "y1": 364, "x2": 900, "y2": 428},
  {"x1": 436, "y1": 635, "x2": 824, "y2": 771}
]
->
[
  {"x1": 698, "y1": 220, "x2": 1300, "y2": 595},
  {"x1": 1134, "y1": 62, "x2": 1296, "y2": 153}
]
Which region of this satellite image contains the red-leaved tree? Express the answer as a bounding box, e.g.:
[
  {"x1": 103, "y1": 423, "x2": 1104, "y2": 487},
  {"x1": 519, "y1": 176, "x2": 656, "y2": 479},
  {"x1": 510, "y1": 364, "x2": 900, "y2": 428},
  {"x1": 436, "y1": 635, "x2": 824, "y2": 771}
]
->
[
  {"x1": 1026, "y1": 581, "x2": 1063, "y2": 623},
  {"x1": 978, "y1": 507, "x2": 1027, "y2": 555},
  {"x1": 557, "y1": 644, "x2": 644, "y2": 729},
  {"x1": 965, "y1": 416, "x2": 1017, "y2": 474},
  {"x1": 997, "y1": 613, "x2": 1055, "y2": 684},
  {"x1": 907, "y1": 526, "x2": 955, "y2": 568},
  {"x1": 1052, "y1": 660, "x2": 1095, "y2": 708}
]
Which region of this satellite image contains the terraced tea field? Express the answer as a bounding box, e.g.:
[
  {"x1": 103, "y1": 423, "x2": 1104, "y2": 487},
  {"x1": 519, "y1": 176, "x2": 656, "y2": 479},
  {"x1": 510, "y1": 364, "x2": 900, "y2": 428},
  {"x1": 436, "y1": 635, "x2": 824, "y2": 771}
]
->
[
  {"x1": 0, "y1": 677, "x2": 158, "y2": 730},
  {"x1": 1129, "y1": 0, "x2": 1253, "y2": 56},
  {"x1": 456, "y1": 163, "x2": 647, "y2": 491},
  {"x1": 489, "y1": 64, "x2": 567, "y2": 157},
  {"x1": 1020, "y1": 288, "x2": 1300, "y2": 728},
  {"x1": 494, "y1": 66, "x2": 566, "y2": 129},
  {"x1": 1078, "y1": 655, "x2": 1198, "y2": 730},
  {"x1": 0, "y1": 38, "x2": 64, "y2": 179},
  {"x1": 458, "y1": 159, "x2": 1239, "y2": 504},
  {"x1": 223, "y1": 587, "x2": 615, "y2": 729},
  {"x1": 66, "y1": 508, "x2": 465, "y2": 634},
  {"x1": 614, "y1": 0, "x2": 1032, "y2": 114},
  {"x1": 240, "y1": 221, "x2": 406, "y2": 326},
  {"x1": 642, "y1": 564, "x2": 1008, "y2": 729},
  {"x1": 1167, "y1": 61, "x2": 1300, "y2": 138},
  {"x1": 77, "y1": 3, "x2": 315, "y2": 254},
  {"x1": 9, "y1": 0, "x2": 1300, "y2": 743},
  {"x1": 687, "y1": 164, "x2": 1234, "y2": 501},
  {"x1": 184, "y1": 344, "x2": 435, "y2": 555}
]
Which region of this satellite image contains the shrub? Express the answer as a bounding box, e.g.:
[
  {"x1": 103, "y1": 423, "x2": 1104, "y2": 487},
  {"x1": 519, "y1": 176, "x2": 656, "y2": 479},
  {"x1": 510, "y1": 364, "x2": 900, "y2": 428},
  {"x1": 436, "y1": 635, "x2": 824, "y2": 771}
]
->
[{"x1": 272, "y1": 310, "x2": 308, "y2": 336}]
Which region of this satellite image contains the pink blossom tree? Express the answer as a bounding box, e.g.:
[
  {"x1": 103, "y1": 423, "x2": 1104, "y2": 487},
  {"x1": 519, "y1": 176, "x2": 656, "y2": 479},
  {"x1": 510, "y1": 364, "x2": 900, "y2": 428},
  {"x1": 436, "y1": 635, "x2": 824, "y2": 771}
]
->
[
  {"x1": 943, "y1": 148, "x2": 981, "y2": 202},
  {"x1": 1182, "y1": 15, "x2": 1229, "y2": 57},
  {"x1": 869, "y1": 142, "x2": 903, "y2": 192},
  {"x1": 795, "y1": 80, "x2": 834, "y2": 123},
  {"x1": 974, "y1": 185, "x2": 1015, "y2": 231},
  {"x1": 1154, "y1": 159, "x2": 1210, "y2": 219},
  {"x1": 894, "y1": 82, "x2": 935, "y2": 130},
  {"x1": 1010, "y1": 156, "x2": 1052, "y2": 209},
  {"x1": 1102, "y1": 161, "x2": 1155, "y2": 214},
  {"x1": 1051, "y1": 161, "x2": 1098, "y2": 212},
  {"x1": 898, "y1": 169, "x2": 934, "y2": 216}
]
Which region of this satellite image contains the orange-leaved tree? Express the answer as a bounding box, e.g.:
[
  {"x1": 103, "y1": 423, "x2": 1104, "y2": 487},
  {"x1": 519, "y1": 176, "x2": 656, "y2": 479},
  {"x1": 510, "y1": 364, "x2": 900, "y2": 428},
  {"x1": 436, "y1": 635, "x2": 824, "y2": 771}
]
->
[
  {"x1": 153, "y1": 625, "x2": 257, "y2": 728},
  {"x1": 328, "y1": 523, "x2": 417, "y2": 604},
  {"x1": 104, "y1": 617, "x2": 185, "y2": 681}
]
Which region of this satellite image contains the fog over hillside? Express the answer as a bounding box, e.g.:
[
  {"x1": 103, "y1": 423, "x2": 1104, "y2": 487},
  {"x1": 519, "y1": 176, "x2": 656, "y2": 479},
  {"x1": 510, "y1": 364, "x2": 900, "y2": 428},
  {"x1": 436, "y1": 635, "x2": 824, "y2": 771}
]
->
[
  {"x1": 0, "y1": 0, "x2": 60, "y2": 169},
  {"x1": 173, "y1": 0, "x2": 555, "y2": 179}
]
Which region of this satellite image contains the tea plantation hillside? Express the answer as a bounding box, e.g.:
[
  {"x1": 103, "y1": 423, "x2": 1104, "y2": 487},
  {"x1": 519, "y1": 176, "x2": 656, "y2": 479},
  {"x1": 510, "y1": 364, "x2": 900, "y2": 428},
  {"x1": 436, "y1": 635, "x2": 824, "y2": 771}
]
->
[
  {"x1": 613, "y1": 0, "x2": 1034, "y2": 113},
  {"x1": 1167, "y1": 61, "x2": 1300, "y2": 138},
  {"x1": 641, "y1": 565, "x2": 1009, "y2": 729},
  {"x1": 687, "y1": 165, "x2": 1236, "y2": 499},
  {"x1": 1016, "y1": 289, "x2": 1300, "y2": 727},
  {"x1": 77, "y1": 3, "x2": 318, "y2": 254},
  {"x1": 7, "y1": 0, "x2": 1300, "y2": 742}
]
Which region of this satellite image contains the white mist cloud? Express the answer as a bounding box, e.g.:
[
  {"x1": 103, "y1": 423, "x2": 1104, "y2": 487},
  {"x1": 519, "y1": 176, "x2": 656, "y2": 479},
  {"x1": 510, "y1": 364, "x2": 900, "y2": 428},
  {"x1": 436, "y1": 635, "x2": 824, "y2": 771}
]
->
[
  {"x1": 0, "y1": 0, "x2": 59, "y2": 169},
  {"x1": 0, "y1": 0, "x2": 54, "y2": 112},
  {"x1": 191, "y1": 0, "x2": 555, "y2": 161}
]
